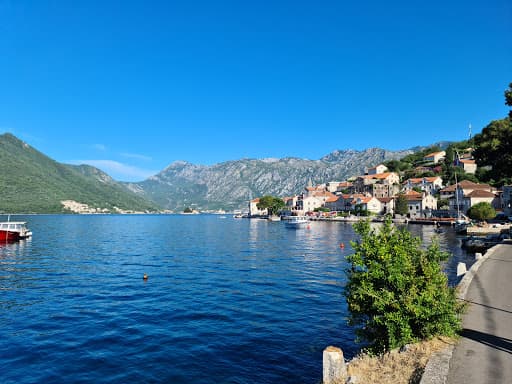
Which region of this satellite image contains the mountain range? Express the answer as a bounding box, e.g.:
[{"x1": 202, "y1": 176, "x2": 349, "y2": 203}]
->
[
  {"x1": 128, "y1": 148, "x2": 416, "y2": 211},
  {"x1": 0, "y1": 132, "x2": 444, "y2": 213}
]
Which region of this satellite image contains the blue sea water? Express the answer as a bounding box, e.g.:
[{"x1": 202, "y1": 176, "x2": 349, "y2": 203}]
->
[{"x1": 0, "y1": 215, "x2": 472, "y2": 383}]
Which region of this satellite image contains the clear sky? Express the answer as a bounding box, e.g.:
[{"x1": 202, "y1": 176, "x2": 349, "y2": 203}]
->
[{"x1": 1, "y1": 0, "x2": 511, "y2": 181}]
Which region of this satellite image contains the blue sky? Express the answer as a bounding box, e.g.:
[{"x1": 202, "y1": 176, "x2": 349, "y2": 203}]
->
[{"x1": 1, "y1": 1, "x2": 511, "y2": 181}]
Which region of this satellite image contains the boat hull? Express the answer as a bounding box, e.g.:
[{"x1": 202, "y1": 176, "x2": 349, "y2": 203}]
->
[
  {"x1": 0, "y1": 230, "x2": 21, "y2": 242},
  {"x1": 284, "y1": 222, "x2": 307, "y2": 228}
]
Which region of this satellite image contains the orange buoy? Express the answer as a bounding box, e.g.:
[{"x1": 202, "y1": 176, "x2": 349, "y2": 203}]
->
[
  {"x1": 143, "y1": 273, "x2": 148, "y2": 280},
  {"x1": 339, "y1": 243, "x2": 345, "y2": 249}
]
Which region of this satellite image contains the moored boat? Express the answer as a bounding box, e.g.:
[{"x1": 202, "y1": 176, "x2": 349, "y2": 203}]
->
[
  {"x1": 284, "y1": 216, "x2": 309, "y2": 228},
  {"x1": 0, "y1": 221, "x2": 32, "y2": 242}
]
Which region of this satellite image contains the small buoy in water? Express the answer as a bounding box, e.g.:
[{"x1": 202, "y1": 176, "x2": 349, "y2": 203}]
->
[
  {"x1": 143, "y1": 273, "x2": 148, "y2": 280},
  {"x1": 339, "y1": 243, "x2": 345, "y2": 249},
  {"x1": 307, "y1": 225, "x2": 311, "y2": 230}
]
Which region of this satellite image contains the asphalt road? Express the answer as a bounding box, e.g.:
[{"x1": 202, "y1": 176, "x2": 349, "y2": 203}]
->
[{"x1": 447, "y1": 241, "x2": 512, "y2": 384}]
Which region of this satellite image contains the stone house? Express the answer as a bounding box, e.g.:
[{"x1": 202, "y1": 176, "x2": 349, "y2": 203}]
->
[
  {"x1": 330, "y1": 194, "x2": 367, "y2": 212},
  {"x1": 403, "y1": 176, "x2": 443, "y2": 195},
  {"x1": 403, "y1": 191, "x2": 437, "y2": 218},
  {"x1": 377, "y1": 197, "x2": 395, "y2": 215},
  {"x1": 324, "y1": 196, "x2": 342, "y2": 211},
  {"x1": 458, "y1": 159, "x2": 477, "y2": 174},
  {"x1": 352, "y1": 172, "x2": 400, "y2": 197}
]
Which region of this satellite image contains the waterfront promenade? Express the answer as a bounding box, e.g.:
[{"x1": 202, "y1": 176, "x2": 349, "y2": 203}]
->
[{"x1": 446, "y1": 241, "x2": 512, "y2": 384}]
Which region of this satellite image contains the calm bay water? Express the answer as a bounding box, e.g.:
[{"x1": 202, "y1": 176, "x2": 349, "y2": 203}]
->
[{"x1": 0, "y1": 215, "x2": 472, "y2": 383}]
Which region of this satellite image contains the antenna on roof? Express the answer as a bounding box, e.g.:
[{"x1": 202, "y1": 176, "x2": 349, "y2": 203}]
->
[{"x1": 468, "y1": 123, "x2": 472, "y2": 140}]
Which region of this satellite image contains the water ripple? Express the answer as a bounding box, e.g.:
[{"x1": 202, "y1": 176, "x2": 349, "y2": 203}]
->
[{"x1": 0, "y1": 215, "x2": 469, "y2": 383}]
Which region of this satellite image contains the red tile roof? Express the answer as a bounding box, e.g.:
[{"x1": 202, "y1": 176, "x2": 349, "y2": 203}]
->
[
  {"x1": 361, "y1": 172, "x2": 396, "y2": 180},
  {"x1": 466, "y1": 190, "x2": 495, "y2": 198},
  {"x1": 341, "y1": 193, "x2": 365, "y2": 199},
  {"x1": 424, "y1": 151, "x2": 445, "y2": 158},
  {"x1": 404, "y1": 176, "x2": 442, "y2": 184},
  {"x1": 403, "y1": 190, "x2": 423, "y2": 201},
  {"x1": 441, "y1": 180, "x2": 492, "y2": 192}
]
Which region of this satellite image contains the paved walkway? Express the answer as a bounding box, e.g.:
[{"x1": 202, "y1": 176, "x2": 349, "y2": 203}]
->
[{"x1": 446, "y1": 241, "x2": 512, "y2": 384}]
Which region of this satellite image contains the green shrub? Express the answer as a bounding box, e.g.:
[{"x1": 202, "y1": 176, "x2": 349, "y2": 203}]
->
[
  {"x1": 467, "y1": 202, "x2": 496, "y2": 221},
  {"x1": 345, "y1": 218, "x2": 464, "y2": 353}
]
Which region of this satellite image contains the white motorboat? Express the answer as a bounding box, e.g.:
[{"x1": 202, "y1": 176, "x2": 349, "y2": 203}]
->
[{"x1": 284, "y1": 216, "x2": 309, "y2": 228}]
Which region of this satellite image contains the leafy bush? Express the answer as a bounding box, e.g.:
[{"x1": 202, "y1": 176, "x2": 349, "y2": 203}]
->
[
  {"x1": 467, "y1": 202, "x2": 496, "y2": 221},
  {"x1": 345, "y1": 218, "x2": 464, "y2": 353}
]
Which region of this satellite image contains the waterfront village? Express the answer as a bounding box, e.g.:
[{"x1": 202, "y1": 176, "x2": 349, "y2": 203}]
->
[{"x1": 249, "y1": 149, "x2": 512, "y2": 224}]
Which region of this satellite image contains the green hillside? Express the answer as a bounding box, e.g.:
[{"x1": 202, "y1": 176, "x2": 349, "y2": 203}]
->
[{"x1": 0, "y1": 133, "x2": 160, "y2": 213}]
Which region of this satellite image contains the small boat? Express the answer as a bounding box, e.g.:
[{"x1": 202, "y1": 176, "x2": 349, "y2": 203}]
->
[
  {"x1": 284, "y1": 216, "x2": 309, "y2": 228},
  {"x1": 0, "y1": 221, "x2": 32, "y2": 242}
]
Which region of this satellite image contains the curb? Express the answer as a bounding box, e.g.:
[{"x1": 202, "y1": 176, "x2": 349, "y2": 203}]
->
[{"x1": 419, "y1": 242, "x2": 504, "y2": 384}]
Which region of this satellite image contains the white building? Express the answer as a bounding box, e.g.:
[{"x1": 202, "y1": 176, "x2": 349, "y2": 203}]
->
[
  {"x1": 423, "y1": 151, "x2": 446, "y2": 164},
  {"x1": 353, "y1": 196, "x2": 382, "y2": 214},
  {"x1": 249, "y1": 198, "x2": 268, "y2": 217},
  {"x1": 367, "y1": 164, "x2": 388, "y2": 175}
]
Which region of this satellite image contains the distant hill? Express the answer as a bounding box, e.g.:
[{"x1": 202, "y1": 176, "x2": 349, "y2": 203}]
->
[
  {"x1": 129, "y1": 147, "x2": 417, "y2": 211},
  {"x1": 0, "y1": 132, "x2": 451, "y2": 213},
  {"x1": 0, "y1": 133, "x2": 159, "y2": 213}
]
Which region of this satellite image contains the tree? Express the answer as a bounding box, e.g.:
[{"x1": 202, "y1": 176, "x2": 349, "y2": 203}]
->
[
  {"x1": 256, "y1": 195, "x2": 285, "y2": 216},
  {"x1": 473, "y1": 118, "x2": 512, "y2": 182},
  {"x1": 345, "y1": 219, "x2": 463, "y2": 353},
  {"x1": 384, "y1": 159, "x2": 402, "y2": 172},
  {"x1": 467, "y1": 202, "x2": 496, "y2": 221},
  {"x1": 395, "y1": 193, "x2": 408, "y2": 216},
  {"x1": 354, "y1": 204, "x2": 370, "y2": 216},
  {"x1": 505, "y1": 82, "x2": 512, "y2": 118},
  {"x1": 437, "y1": 198, "x2": 449, "y2": 210}
]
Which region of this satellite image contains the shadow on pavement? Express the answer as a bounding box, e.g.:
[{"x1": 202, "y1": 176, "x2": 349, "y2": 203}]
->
[
  {"x1": 462, "y1": 298, "x2": 512, "y2": 315},
  {"x1": 461, "y1": 328, "x2": 512, "y2": 354}
]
